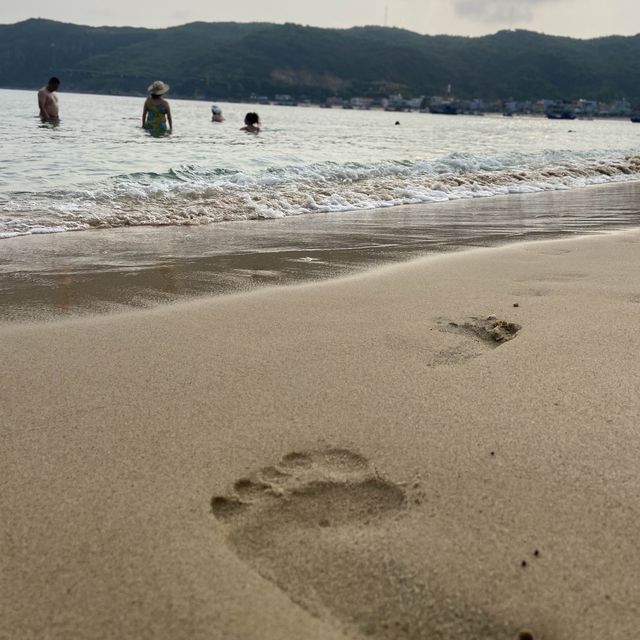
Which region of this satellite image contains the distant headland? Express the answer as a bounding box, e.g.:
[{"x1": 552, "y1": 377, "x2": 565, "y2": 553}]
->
[{"x1": 2, "y1": 18, "x2": 640, "y2": 108}]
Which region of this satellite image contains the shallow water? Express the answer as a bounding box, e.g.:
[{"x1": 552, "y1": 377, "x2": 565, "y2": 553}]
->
[{"x1": 3, "y1": 88, "x2": 640, "y2": 238}]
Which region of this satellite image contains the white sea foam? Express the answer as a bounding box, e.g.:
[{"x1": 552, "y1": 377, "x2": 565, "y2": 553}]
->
[{"x1": 2, "y1": 151, "x2": 640, "y2": 238}]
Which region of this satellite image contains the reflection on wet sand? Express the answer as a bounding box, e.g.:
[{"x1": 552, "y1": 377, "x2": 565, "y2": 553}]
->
[{"x1": 54, "y1": 271, "x2": 73, "y2": 314}]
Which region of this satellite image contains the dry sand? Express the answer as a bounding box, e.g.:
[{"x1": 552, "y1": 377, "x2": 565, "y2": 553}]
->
[{"x1": 2, "y1": 229, "x2": 640, "y2": 639}]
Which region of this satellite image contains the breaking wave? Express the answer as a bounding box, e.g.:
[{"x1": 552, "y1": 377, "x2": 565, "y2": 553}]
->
[{"x1": 3, "y1": 150, "x2": 640, "y2": 239}]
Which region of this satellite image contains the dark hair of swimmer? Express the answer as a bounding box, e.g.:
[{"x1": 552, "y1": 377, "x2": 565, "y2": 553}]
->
[
  {"x1": 244, "y1": 112, "x2": 260, "y2": 126},
  {"x1": 48, "y1": 77, "x2": 61, "y2": 86}
]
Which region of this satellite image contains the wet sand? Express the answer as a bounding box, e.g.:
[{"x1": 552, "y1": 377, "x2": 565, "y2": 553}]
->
[
  {"x1": 3, "y1": 180, "x2": 640, "y2": 322},
  {"x1": 3, "y1": 224, "x2": 640, "y2": 639}
]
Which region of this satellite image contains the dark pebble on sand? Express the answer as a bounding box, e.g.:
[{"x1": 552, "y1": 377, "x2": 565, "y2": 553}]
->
[
  {"x1": 533, "y1": 549, "x2": 540, "y2": 557},
  {"x1": 513, "y1": 303, "x2": 519, "y2": 307},
  {"x1": 521, "y1": 560, "x2": 528, "y2": 568}
]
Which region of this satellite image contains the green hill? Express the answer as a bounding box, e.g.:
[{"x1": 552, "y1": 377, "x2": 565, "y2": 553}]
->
[{"x1": 2, "y1": 18, "x2": 640, "y2": 102}]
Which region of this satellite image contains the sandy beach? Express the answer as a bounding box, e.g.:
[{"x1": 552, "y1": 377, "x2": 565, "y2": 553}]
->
[{"x1": 3, "y1": 228, "x2": 640, "y2": 639}]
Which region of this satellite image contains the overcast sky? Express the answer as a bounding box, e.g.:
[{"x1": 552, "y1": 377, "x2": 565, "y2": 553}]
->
[{"x1": 2, "y1": 0, "x2": 639, "y2": 39}]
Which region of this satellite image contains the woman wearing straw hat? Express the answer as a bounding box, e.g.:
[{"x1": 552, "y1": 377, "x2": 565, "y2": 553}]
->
[{"x1": 142, "y1": 81, "x2": 172, "y2": 134}]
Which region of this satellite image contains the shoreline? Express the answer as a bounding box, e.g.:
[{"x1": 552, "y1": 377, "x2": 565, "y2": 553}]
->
[
  {"x1": 3, "y1": 229, "x2": 640, "y2": 639},
  {"x1": 4, "y1": 179, "x2": 640, "y2": 323}
]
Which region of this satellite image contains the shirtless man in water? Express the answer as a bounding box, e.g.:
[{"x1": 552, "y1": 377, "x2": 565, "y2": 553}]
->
[{"x1": 38, "y1": 77, "x2": 60, "y2": 121}]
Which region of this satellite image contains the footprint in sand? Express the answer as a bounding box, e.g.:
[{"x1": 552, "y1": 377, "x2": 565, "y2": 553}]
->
[
  {"x1": 437, "y1": 316, "x2": 521, "y2": 347},
  {"x1": 211, "y1": 448, "x2": 531, "y2": 640}
]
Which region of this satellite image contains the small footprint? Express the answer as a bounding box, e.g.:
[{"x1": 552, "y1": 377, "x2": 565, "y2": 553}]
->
[
  {"x1": 438, "y1": 316, "x2": 521, "y2": 346},
  {"x1": 211, "y1": 448, "x2": 530, "y2": 639}
]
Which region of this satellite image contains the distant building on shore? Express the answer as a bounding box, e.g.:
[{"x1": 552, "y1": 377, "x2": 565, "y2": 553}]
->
[
  {"x1": 349, "y1": 97, "x2": 374, "y2": 110},
  {"x1": 274, "y1": 94, "x2": 298, "y2": 106},
  {"x1": 249, "y1": 90, "x2": 635, "y2": 119}
]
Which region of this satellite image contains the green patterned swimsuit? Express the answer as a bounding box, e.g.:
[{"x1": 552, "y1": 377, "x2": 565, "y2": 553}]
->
[{"x1": 145, "y1": 99, "x2": 168, "y2": 132}]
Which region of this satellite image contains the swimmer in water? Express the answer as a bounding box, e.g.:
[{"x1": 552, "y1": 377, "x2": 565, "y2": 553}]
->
[
  {"x1": 241, "y1": 112, "x2": 260, "y2": 133},
  {"x1": 211, "y1": 105, "x2": 225, "y2": 122}
]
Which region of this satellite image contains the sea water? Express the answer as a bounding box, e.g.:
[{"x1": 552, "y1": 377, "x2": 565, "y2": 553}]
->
[
  {"x1": 3, "y1": 88, "x2": 640, "y2": 319},
  {"x1": 3, "y1": 88, "x2": 640, "y2": 239}
]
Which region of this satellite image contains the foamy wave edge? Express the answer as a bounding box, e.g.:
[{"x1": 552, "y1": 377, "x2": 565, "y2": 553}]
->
[{"x1": 2, "y1": 154, "x2": 640, "y2": 238}]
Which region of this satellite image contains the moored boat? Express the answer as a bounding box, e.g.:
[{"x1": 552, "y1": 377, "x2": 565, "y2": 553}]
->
[{"x1": 546, "y1": 102, "x2": 576, "y2": 120}]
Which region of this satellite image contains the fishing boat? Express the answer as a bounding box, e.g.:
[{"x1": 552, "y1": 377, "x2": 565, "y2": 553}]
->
[
  {"x1": 428, "y1": 96, "x2": 458, "y2": 115},
  {"x1": 429, "y1": 102, "x2": 457, "y2": 115},
  {"x1": 546, "y1": 103, "x2": 576, "y2": 120},
  {"x1": 428, "y1": 84, "x2": 458, "y2": 115}
]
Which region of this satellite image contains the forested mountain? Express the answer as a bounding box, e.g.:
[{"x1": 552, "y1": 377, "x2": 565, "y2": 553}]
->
[{"x1": 2, "y1": 18, "x2": 640, "y2": 102}]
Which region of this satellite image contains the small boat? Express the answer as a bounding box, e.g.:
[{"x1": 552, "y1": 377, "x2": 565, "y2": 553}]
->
[
  {"x1": 546, "y1": 104, "x2": 576, "y2": 120},
  {"x1": 631, "y1": 113, "x2": 640, "y2": 123},
  {"x1": 429, "y1": 100, "x2": 458, "y2": 115},
  {"x1": 428, "y1": 87, "x2": 458, "y2": 115}
]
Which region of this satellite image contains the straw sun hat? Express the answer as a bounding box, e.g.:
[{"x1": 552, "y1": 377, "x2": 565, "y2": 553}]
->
[{"x1": 147, "y1": 80, "x2": 170, "y2": 95}]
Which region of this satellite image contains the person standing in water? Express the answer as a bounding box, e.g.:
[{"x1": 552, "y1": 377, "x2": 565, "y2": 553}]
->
[
  {"x1": 142, "y1": 81, "x2": 172, "y2": 134},
  {"x1": 37, "y1": 77, "x2": 60, "y2": 122},
  {"x1": 241, "y1": 112, "x2": 260, "y2": 133},
  {"x1": 211, "y1": 105, "x2": 225, "y2": 122}
]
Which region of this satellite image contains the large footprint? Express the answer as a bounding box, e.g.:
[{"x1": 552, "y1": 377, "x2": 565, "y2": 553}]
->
[{"x1": 211, "y1": 448, "x2": 526, "y2": 640}]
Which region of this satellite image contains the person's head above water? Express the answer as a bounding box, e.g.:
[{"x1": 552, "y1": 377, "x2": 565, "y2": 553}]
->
[
  {"x1": 47, "y1": 77, "x2": 60, "y2": 91},
  {"x1": 244, "y1": 112, "x2": 260, "y2": 126},
  {"x1": 211, "y1": 104, "x2": 225, "y2": 122},
  {"x1": 147, "y1": 80, "x2": 170, "y2": 98}
]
